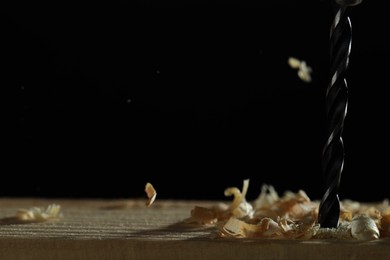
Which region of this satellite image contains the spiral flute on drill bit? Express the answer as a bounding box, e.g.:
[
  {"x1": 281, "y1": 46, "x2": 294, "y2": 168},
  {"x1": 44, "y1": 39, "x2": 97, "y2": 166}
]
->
[{"x1": 318, "y1": 3, "x2": 354, "y2": 228}]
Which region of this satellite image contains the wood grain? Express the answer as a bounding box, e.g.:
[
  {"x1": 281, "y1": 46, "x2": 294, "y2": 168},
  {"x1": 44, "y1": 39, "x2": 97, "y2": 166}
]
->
[{"x1": 0, "y1": 198, "x2": 389, "y2": 260}]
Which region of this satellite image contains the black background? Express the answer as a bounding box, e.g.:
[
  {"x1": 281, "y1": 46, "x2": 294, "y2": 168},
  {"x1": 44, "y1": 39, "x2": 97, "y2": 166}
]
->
[{"x1": 3, "y1": 1, "x2": 389, "y2": 202}]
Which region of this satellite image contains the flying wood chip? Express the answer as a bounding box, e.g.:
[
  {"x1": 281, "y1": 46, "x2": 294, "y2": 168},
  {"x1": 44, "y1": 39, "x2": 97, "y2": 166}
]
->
[{"x1": 145, "y1": 182, "x2": 157, "y2": 207}]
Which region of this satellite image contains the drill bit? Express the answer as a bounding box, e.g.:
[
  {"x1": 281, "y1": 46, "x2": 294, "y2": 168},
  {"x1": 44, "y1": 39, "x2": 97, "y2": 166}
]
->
[{"x1": 318, "y1": 0, "x2": 362, "y2": 228}]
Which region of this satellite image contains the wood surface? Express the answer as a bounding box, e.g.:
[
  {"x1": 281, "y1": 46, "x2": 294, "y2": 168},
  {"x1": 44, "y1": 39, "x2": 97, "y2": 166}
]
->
[{"x1": 0, "y1": 198, "x2": 389, "y2": 260}]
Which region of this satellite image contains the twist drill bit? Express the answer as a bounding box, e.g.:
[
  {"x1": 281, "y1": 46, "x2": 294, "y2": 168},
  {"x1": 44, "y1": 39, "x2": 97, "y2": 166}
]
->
[{"x1": 318, "y1": 0, "x2": 362, "y2": 228}]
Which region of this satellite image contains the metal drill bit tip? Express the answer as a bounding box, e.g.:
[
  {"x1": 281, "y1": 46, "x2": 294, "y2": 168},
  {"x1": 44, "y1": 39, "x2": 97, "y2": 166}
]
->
[{"x1": 319, "y1": 192, "x2": 341, "y2": 228}]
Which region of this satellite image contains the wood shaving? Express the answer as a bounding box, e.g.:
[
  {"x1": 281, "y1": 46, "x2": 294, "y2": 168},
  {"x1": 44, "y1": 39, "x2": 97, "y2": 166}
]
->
[
  {"x1": 350, "y1": 215, "x2": 380, "y2": 239},
  {"x1": 186, "y1": 180, "x2": 390, "y2": 240},
  {"x1": 145, "y1": 182, "x2": 157, "y2": 207},
  {"x1": 185, "y1": 179, "x2": 253, "y2": 225},
  {"x1": 16, "y1": 204, "x2": 62, "y2": 222},
  {"x1": 288, "y1": 57, "x2": 312, "y2": 83}
]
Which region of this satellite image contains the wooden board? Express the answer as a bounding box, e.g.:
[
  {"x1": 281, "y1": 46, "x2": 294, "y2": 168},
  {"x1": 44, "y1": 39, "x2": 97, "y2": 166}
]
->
[{"x1": 0, "y1": 198, "x2": 389, "y2": 260}]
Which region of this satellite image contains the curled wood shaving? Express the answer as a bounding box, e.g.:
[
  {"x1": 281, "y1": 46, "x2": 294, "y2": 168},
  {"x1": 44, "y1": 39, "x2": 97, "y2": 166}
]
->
[
  {"x1": 185, "y1": 179, "x2": 253, "y2": 225},
  {"x1": 16, "y1": 204, "x2": 62, "y2": 222},
  {"x1": 186, "y1": 180, "x2": 390, "y2": 240},
  {"x1": 351, "y1": 215, "x2": 380, "y2": 239},
  {"x1": 379, "y1": 209, "x2": 390, "y2": 237}
]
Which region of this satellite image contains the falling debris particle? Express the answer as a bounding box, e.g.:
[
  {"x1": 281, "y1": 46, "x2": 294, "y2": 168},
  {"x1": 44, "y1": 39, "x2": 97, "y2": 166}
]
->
[
  {"x1": 297, "y1": 61, "x2": 312, "y2": 82},
  {"x1": 288, "y1": 57, "x2": 312, "y2": 83},
  {"x1": 288, "y1": 57, "x2": 301, "y2": 69},
  {"x1": 145, "y1": 182, "x2": 157, "y2": 207},
  {"x1": 15, "y1": 204, "x2": 62, "y2": 222}
]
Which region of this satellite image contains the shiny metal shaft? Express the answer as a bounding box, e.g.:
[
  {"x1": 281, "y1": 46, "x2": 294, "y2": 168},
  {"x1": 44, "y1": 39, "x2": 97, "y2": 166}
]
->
[{"x1": 318, "y1": 3, "x2": 353, "y2": 228}]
